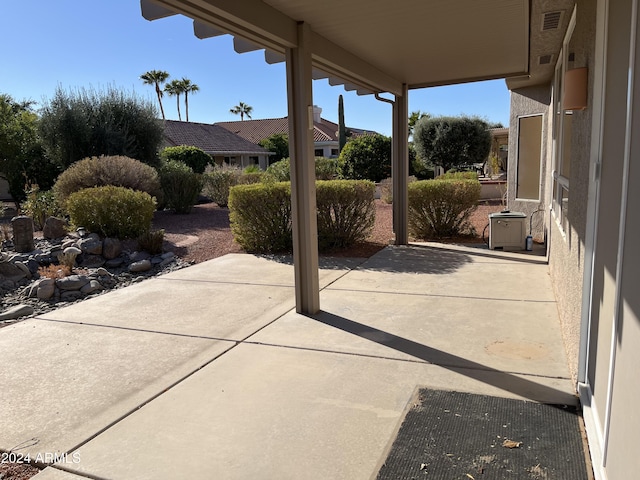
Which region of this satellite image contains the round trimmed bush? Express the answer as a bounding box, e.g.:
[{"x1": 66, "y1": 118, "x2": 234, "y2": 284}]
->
[
  {"x1": 159, "y1": 160, "x2": 203, "y2": 214},
  {"x1": 66, "y1": 186, "x2": 156, "y2": 239},
  {"x1": 53, "y1": 155, "x2": 162, "y2": 204}
]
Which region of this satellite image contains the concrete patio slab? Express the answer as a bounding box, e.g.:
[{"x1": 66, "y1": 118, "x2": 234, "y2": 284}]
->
[
  {"x1": 0, "y1": 318, "x2": 233, "y2": 458},
  {"x1": 35, "y1": 254, "x2": 361, "y2": 339},
  {"x1": 58, "y1": 343, "x2": 573, "y2": 480},
  {"x1": 32, "y1": 468, "x2": 88, "y2": 479},
  {"x1": 335, "y1": 244, "x2": 556, "y2": 302}
]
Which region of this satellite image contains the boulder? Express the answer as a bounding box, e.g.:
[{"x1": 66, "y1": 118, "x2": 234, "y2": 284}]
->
[
  {"x1": 0, "y1": 304, "x2": 35, "y2": 321},
  {"x1": 129, "y1": 259, "x2": 152, "y2": 273},
  {"x1": 56, "y1": 275, "x2": 90, "y2": 291},
  {"x1": 102, "y1": 238, "x2": 122, "y2": 260},
  {"x1": 37, "y1": 278, "x2": 56, "y2": 300},
  {"x1": 43, "y1": 217, "x2": 68, "y2": 239}
]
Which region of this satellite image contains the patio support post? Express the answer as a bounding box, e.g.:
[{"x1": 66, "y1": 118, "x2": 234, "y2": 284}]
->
[
  {"x1": 286, "y1": 22, "x2": 320, "y2": 314},
  {"x1": 392, "y1": 84, "x2": 409, "y2": 245}
]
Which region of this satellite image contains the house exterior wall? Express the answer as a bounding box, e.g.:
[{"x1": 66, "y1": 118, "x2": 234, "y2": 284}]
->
[{"x1": 507, "y1": 85, "x2": 551, "y2": 242}]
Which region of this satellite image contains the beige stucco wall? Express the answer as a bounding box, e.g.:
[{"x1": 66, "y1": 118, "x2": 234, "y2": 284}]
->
[{"x1": 507, "y1": 85, "x2": 551, "y2": 242}]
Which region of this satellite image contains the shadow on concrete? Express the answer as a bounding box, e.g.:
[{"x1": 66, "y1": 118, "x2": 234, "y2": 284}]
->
[
  {"x1": 353, "y1": 246, "x2": 475, "y2": 275},
  {"x1": 310, "y1": 310, "x2": 577, "y2": 408}
]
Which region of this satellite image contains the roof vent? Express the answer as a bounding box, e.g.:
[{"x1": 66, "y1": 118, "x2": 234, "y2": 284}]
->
[
  {"x1": 539, "y1": 54, "x2": 553, "y2": 65},
  {"x1": 542, "y1": 11, "x2": 563, "y2": 31}
]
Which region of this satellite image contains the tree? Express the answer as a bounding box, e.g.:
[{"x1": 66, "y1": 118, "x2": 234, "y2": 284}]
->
[
  {"x1": 39, "y1": 86, "x2": 163, "y2": 169},
  {"x1": 230, "y1": 102, "x2": 253, "y2": 121},
  {"x1": 413, "y1": 115, "x2": 491, "y2": 172},
  {"x1": 140, "y1": 70, "x2": 169, "y2": 120},
  {"x1": 408, "y1": 110, "x2": 429, "y2": 137},
  {"x1": 338, "y1": 95, "x2": 347, "y2": 153},
  {"x1": 180, "y1": 78, "x2": 199, "y2": 121},
  {"x1": 164, "y1": 79, "x2": 184, "y2": 121},
  {"x1": 258, "y1": 133, "x2": 289, "y2": 163},
  {"x1": 0, "y1": 94, "x2": 59, "y2": 202},
  {"x1": 339, "y1": 134, "x2": 391, "y2": 182}
]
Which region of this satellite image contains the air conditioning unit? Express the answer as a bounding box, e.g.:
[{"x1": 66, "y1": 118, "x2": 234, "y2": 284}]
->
[{"x1": 489, "y1": 212, "x2": 526, "y2": 250}]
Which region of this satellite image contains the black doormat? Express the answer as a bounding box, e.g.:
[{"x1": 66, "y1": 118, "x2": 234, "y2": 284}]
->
[{"x1": 377, "y1": 389, "x2": 590, "y2": 479}]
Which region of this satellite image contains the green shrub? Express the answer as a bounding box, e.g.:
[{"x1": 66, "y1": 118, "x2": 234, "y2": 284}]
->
[
  {"x1": 229, "y1": 182, "x2": 292, "y2": 253},
  {"x1": 66, "y1": 186, "x2": 156, "y2": 239},
  {"x1": 161, "y1": 145, "x2": 212, "y2": 174},
  {"x1": 339, "y1": 134, "x2": 391, "y2": 182},
  {"x1": 265, "y1": 158, "x2": 290, "y2": 181},
  {"x1": 20, "y1": 186, "x2": 63, "y2": 231},
  {"x1": 408, "y1": 179, "x2": 481, "y2": 239},
  {"x1": 243, "y1": 164, "x2": 261, "y2": 174},
  {"x1": 159, "y1": 160, "x2": 203, "y2": 214},
  {"x1": 203, "y1": 166, "x2": 241, "y2": 207},
  {"x1": 237, "y1": 172, "x2": 264, "y2": 185},
  {"x1": 316, "y1": 180, "x2": 375, "y2": 250},
  {"x1": 264, "y1": 157, "x2": 343, "y2": 182},
  {"x1": 438, "y1": 171, "x2": 478, "y2": 180},
  {"x1": 54, "y1": 155, "x2": 162, "y2": 204},
  {"x1": 138, "y1": 229, "x2": 165, "y2": 254}
]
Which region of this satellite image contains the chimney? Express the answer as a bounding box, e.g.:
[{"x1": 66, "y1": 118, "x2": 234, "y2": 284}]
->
[{"x1": 312, "y1": 105, "x2": 322, "y2": 123}]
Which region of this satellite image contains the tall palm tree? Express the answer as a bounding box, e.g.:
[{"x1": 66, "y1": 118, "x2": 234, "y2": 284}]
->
[
  {"x1": 140, "y1": 70, "x2": 169, "y2": 120},
  {"x1": 164, "y1": 79, "x2": 184, "y2": 121},
  {"x1": 230, "y1": 102, "x2": 253, "y2": 121},
  {"x1": 179, "y1": 78, "x2": 199, "y2": 122}
]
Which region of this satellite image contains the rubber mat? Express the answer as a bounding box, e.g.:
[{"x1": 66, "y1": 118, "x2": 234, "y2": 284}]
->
[{"x1": 377, "y1": 389, "x2": 590, "y2": 479}]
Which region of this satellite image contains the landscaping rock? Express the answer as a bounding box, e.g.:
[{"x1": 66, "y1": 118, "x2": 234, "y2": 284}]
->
[
  {"x1": 80, "y1": 280, "x2": 102, "y2": 295},
  {"x1": 80, "y1": 255, "x2": 105, "y2": 268},
  {"x1": 102, "y1": 238, "x2": 122, "y2": 260},
  {"x1": 36, "y1": 278, "x2": 56, "y2": 300},
  {"x1": 0, "y1": 304, "x2": 35, "y2": 321},
  {"x1": 79, "y1": 237, "x2": 103, "y2": 255},
  {"x1": 129, "y1": 259, "x2": 152, "y2": 272},
  {"x1": 56, "y1": 275, "x2": 90, "y2": 291},
  {"x1": 11, "y1": 216, "x2": 34, "y2": 253},
  {"x1": 0, "y1": 261, "x2": 27, "y2": 282},
  {"x1": 43, "y1": 217, "x2": 68, "y2": 239}
]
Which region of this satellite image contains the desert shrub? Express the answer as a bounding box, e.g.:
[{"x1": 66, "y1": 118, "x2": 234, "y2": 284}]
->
[
  {"x1": 237, "y1": 172, "x2": 264, "y2": 185},
  {"x1": 138, "y1": 229, "x2": 165, "y2": 254},
  {"x1": 264, "y1": 157, "x2": 343, "y2": 182},
  {"x1": 243, "y1": 164, "x2": 261, "y2": 174},
  {"x1": 316, "y1": 180, "x2": 375, "y2": 250},
  {"x1": 314, "y1": 157, "x2": 342, "y2": 180},
  {"x1": 408, "y1": 179, "x2": 481, "y2": 239},
  {"x1": 159, "y1": 160, "x2": 203, "y2": 214},
  {"x1": 53, "y1": 155, "x2": 162, "y2": 204},
  {"x1": 20, "y1": 186, "x2": 63, "y2": 230},
  {"x1": 265, "y1": 158, "x2": 290, "y2": 181},
  {"x1": 229, "y1": 182, "x2": 292, "y2": 253},
  {"x1": 66, "y1": 186, "x2": 155, "y2": 239},
  {"x1": 438, "y1": 171, "x2": 478, "y2": 180},
  {"x1": 38, "y1": 264, "x2": 72, "y2": 279},
  {"x1": 203, "y1": 166, "x2": 241, "y2": 207},
  {"x1": 161, "y1": 145, "x2": 212, "y2": 174},
  {"x1": 378, "y1": 176, "x2": 417, "y2": 204}
]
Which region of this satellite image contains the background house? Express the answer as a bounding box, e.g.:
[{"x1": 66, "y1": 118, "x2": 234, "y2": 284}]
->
[
  {"x1": 216, "y1": 106, "x2": 374, "y2": 159},
  {"x1": 163, "y1": 119, "x2": 271, "y2": 169}
]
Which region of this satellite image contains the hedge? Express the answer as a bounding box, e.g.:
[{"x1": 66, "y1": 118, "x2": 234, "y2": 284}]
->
[
  {"x1": 408, "y1": 179, "x2": 481, "y2": 239},
  {"x1": 228, "y1": 180, "x2": 375, "y2": 253}
]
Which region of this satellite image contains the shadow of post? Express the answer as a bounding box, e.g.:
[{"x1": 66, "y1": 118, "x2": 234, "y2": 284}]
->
[{"x1": 310, "y1": 311, "x2": 578, "y2": 408}]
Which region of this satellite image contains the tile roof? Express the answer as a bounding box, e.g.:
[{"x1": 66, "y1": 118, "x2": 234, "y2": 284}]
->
[
  {"x1": 215, "y1": 117, "x2": 375, "y2": 144},
  {"x1": 163, "y1": 120, "x2": 270, "y2": 155}
]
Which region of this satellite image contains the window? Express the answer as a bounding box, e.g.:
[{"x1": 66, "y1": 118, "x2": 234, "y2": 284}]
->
[
  {"x1": 331, "y1": 148, "x2": 339, "y2": 157},
  {"x1": 314, "y1": 148, "x2": 323, "y2": 157},
  {"x1": 249, "y1": 156, "x2": 259, "y2": 165},
  {"x1": 516, "y1": 115, "x2": 543, "y2": 200}
]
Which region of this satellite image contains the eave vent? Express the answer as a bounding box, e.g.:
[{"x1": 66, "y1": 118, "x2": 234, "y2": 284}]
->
[
  {"x1": 539, "y1": 54, "x2": 553, "y2": 65},
  {"x1": 542, "y1": 11, "x2": 563, "y2": 31}
]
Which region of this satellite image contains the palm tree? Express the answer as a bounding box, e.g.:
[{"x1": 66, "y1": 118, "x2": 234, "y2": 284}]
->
[
  {"x1": 164, "y1": 79, "x2": 184, "y2": 121},
  {"x1": 179, "y1": 78, "x2": 199, "y2": 122},
  {"x1": 140, "y1": 70, "x2": 169, "y2": 120},
  {"x1": 230, "y1": 102, "x2": 253, "y2": 121}
]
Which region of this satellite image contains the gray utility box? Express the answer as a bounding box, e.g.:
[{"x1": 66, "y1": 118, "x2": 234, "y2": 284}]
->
[{"x1": 489, "y1": 211, "x2": 526, "y2": 250}]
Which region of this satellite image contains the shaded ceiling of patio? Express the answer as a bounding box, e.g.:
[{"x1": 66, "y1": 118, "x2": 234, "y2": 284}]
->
[{"x1": 141, "y1": 0, "x2": 532, "y2": 95}]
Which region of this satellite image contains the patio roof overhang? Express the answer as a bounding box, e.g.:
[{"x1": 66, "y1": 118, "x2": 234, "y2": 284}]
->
[
  {"x1": 140, "y1": 0, "x2": 533, "y2": 315},
  {"x1": 141, "y1": 0, "x2": 531, "y2": 95}
]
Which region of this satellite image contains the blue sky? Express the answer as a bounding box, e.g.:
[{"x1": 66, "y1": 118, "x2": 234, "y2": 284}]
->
[{"x1": 2, "y1": 1, "x2": 511, "y2": 136}]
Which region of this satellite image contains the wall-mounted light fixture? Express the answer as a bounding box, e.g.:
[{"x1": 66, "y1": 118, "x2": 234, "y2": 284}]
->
[{"x1": 563, "y1": 67, "x2": 588, "y2": 110}]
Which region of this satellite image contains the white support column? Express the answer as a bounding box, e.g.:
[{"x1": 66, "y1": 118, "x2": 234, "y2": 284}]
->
[
  {"x1": 286, "y1": 22, "x2": 320, "y2": 314},
  {"x1": 392, "y1": 84, "x2": 409, "y2": 245}
]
